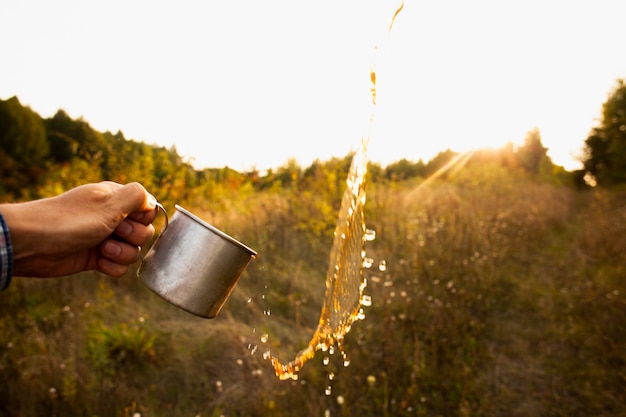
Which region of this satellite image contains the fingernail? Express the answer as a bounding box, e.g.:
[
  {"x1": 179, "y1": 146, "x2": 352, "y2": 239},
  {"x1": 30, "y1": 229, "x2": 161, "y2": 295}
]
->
[
  {"x1": 148, "y1": 195, "x2": 157, "y2": 209},
  {"x1": 116, "y1": 221, "x2": 133, "y2": 236},
  {"x1": 103, "y1": 241, "x2": 122, "y2": 256}
]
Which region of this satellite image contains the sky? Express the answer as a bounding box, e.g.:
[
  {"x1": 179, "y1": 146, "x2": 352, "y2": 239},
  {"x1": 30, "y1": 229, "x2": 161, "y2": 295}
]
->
[{"x1": 2, "y1": 0, "x2": 626, "y2": 172}]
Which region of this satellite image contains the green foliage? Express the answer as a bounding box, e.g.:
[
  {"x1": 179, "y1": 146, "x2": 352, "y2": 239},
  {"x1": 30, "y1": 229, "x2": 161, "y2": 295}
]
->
[
  {"x1": 86, "y1": 320, "x2": 156, "y2": 372},
  {"x1": 517, "y1": 127, "x2": 549, "y2": 174},
  {"x1": 384, "y1": 157, "x2": 427, "y2": 181},
  {"x1": 1, "y1": 95, "x2": 574, "y2": 203},
  {"x1": 4, "y1": 159, "x2": 625, "y2": 416},
  {"x1": 583, "y1": 79, "x2": 626, "y2": 186},
  {"x1": 36, "y1": 158, "x2": 105, "y2": 198},
  {"x1": 0, "y1": 97, "x2": 49, "y2": 166},
  {"x1": 0, "y1": 97, "x2": 48, "y2": 195},
  {"x1": 46, "y1": 110, "x2": 108, "y2": 164}
]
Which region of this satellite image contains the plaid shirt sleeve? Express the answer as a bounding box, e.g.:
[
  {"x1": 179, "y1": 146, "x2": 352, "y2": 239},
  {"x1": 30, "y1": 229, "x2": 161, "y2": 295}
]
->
[{"x1": 0, "y1": 211, "x2": 13, "y2": 291}]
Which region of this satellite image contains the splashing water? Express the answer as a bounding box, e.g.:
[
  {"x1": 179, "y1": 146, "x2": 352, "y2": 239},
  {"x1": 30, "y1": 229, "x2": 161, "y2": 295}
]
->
[
  {"x1": 268, "y1": 139, "x2": 369, "y2": 380},
  {"x1": 265, "y1": 1, "x2": 405, "y2": 381}
]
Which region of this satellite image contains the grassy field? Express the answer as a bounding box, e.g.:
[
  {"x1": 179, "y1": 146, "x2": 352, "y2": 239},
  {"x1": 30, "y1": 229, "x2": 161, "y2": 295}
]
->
[{"x1": 1, "y1": 162, "x2": 625, "y2": 416}]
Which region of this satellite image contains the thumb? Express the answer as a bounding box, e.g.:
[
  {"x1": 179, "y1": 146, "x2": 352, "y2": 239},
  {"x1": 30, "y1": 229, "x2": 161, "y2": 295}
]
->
[{"x1": 110, "y1": 182, "x2": 156, "y2": 217}]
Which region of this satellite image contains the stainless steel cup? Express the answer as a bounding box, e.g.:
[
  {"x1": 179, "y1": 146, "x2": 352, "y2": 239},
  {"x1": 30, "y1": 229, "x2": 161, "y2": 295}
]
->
[{"x1": 138, "y1": 204, "x2": 257, "y2": 318}]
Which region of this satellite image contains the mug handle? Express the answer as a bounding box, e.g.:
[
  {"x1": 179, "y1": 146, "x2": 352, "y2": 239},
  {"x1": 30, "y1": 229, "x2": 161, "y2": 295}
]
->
[{"x1": 137, "y1": 202, "x2": 169, "y2": 276}]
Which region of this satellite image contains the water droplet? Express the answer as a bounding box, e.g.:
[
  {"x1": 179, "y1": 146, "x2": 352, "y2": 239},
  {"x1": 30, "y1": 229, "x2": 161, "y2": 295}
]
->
[
  {"x1": 328, "y1": 372, "x2": 335, "y2": 380},
  {"x1": 361, "y1": 294, "x2": 372, "y2": 307},
  {"x1": 261, "y1": 334, "x2": 269, "y2": 343},
  {"x1": 378, "y1": 260, "x2": 387, "y2": 271},
  {"x1": 325, "y1": 386, "x2": 332, "y2": 395},
  {"x1": 363, "y1": 258, "x2": 374, "y2": 268},
  {"x1": 323, "y1": 356, "x2": 330, "y2": 365},
  {"x1": 365, "y1": 229, "x2": 376, "y2": 241}
]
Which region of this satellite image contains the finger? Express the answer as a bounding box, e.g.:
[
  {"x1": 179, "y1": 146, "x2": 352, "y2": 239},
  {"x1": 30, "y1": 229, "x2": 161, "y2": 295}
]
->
[
  {"x1": 101, "y1": 239, "x2": 142, "y2": 265},
  {"x1": 127, "y1": 204, "x2": 159, "y2": 226},
  {"x1": 114, "y1": 219, "x2": 155, "y2": 246},
  {"x1": 97, "y1": 257, "x2": 130, "y2": 278},
  {"x1": 110, "y1": 182, "x2": 156, "y2": 218}
]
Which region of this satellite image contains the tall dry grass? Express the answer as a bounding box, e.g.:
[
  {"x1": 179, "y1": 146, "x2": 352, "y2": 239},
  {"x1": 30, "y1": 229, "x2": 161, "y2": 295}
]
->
[{"x1": 1, "y1": 162, "x2": 625, "y2": 416}]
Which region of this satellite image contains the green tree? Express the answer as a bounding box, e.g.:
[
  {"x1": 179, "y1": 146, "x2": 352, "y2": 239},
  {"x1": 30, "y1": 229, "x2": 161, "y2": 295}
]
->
[
  {"x1": 425, "y1": 149, "x2": 458, "y2": 177},
  {"x1": 46, "y1": 110, "x2": 109, "y2": 165},
  {"x1": 583, "y1": 79, "x2": 626, "y2": 185},
  {"x1": 0, "y1": 96, "x2": 48, "y2": 165},
  {"x1": 0, "y1": 96, "x2": 49, "y2": 194},
  {"x1": 384, "y1": 158, "x2": 426, "y2": 181},
  {"x1": 517, "y1": 128, "x2": 549, "y2": 174}
]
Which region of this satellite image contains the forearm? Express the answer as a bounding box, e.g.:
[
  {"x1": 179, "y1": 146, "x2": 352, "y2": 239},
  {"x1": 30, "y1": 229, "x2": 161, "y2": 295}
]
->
[
  {"x1": 0, "y1": 201, "x2": 47, "y2": 278},
  {"x1": 1, "y1": 190, "x2": 102, "y2": 278},
  {"x1": 0, "y1": 201, "x2": 53, "y2": 265}
]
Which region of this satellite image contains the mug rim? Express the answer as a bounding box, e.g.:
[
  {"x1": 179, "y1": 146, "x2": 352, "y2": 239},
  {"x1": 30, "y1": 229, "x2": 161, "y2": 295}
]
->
[{"x1": 174, "y1": 204, "x2": 258, "y2": 258}]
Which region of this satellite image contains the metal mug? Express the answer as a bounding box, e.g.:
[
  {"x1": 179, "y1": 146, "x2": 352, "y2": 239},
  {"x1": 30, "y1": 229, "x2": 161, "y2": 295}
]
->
[{"x1": 138, "y1": 204, "x2": 257, "y2": 318}]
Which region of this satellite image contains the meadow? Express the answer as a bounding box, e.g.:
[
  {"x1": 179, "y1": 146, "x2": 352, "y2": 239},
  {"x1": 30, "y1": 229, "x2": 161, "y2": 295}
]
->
[{"x1": 1, "y1": 157, "x2": 625, "y2": 417}]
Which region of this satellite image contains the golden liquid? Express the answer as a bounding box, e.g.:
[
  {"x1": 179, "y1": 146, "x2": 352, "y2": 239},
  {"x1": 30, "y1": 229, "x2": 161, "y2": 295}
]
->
[
  {"x1": 266, "y1": 1, "x2": 405, "y2": 381},
  {"x1": 268, "y1": 140, "x2": 369, "y2": 380}
]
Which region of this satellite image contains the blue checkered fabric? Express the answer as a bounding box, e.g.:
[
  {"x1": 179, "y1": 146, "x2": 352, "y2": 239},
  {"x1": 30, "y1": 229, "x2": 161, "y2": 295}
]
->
[{"x1": 0, "y1": 212, "x2": 13, "y2": 291}]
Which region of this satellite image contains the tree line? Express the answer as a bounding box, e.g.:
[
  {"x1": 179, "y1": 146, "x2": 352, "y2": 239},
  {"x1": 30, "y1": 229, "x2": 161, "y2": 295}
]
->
[
  {"x1": 2, "y1": 78, "x2": 626, "y2": 199},
  {"x1": 583, "y1": 79, "x2": 626, "y2": 186}
]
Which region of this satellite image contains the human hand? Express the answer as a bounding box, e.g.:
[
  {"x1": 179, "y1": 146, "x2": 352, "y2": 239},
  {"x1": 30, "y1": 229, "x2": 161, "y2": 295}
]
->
[{"x1": 0, "y1": 181, "x2": 158, "y2": 278}]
